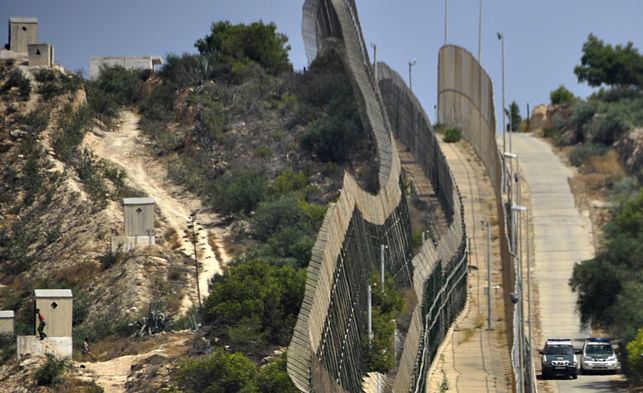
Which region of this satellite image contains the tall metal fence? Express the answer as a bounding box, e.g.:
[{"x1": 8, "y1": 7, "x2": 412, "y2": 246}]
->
[
  {"x1": 287, "y1": 1, "x2": 469, "y2": 392},
  {"x1": 438, "y1": 45, "x2": 534, "y2": 392}
]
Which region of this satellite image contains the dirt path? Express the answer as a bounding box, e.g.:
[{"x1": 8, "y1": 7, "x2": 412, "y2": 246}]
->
[
  {"x1": 83, "y1": 111, "x2": 229, "y2": 311},
  {"x1": 73, "y1": 333, "x2": 191, "y2": 393}
]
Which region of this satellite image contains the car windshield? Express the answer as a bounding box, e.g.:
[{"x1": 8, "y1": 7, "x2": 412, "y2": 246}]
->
[
  {"x1": 544, "y1": 345, "x2": 573, "y2": 355},
  {"x1": 586, "y1": 344, "x2": 612, "y2": 355}
]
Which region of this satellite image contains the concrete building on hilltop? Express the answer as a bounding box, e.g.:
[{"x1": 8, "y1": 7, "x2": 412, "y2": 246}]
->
[
  {"x1": 90, "y1": 56, "x2": 163, "y2": 80},
  {"x1": 1, "y1": 17, "x2": 55, "y2": 67}
]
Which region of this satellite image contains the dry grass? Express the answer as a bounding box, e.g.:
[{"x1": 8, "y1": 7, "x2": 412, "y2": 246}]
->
[
  {"x1": 53, "y1": 261, "x2": 101, "y2": 287},
  {"x1": 163, "y1": 228, "x2": 182, "y2": 250}
]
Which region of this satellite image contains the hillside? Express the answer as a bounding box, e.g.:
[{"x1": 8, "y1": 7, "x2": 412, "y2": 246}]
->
[{"x1": 0, "y1": 20, "x2": 387, "y2": 392}]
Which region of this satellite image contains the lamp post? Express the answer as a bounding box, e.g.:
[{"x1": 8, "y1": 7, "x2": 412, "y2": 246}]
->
[
  {"x1": 380, "y1": 244, "x2": 388, "y2": 291},
  {"x1": 370, "y1": 43, "x2": 377, "y2": 80},
  {"x1": 478, "y1": 0, "x2": 482, "y2": 62},
  {"x1": 444, "y1": 0, "x2": 448, "y2": 45},
  {"x1": 409, "y1": 59, "x2": 417, "y2": 92},
  {"x1": 498, "y1": 32, "x2": 506, "y2": 154}
]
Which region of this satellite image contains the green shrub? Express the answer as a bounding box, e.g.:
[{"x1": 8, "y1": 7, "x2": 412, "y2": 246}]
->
[
  {"x1": 586, "y1": 103, "x2": 632, "y2": 145},
  {"x1": 15, "y1": 110, "x2": 49, "y2": 135},
  {"x1": 100, "y1": 249, "x2": 126, "y2": 270},
  {"x1": 211, "y1": 170, "x2": 267, "y2": 216},
  {"x1": 568, "y1": 144, "x2": 609, "y2": 167},
  {"x1": 443, "y1": 127, "x2": 462, "y2": 143},
  {"x1": 255, "y1": 354, "x2": 299, "y2": 393},
  {"x1": 0, "y1": 333, "x2": 15, "y2": 365},
  {"x1": 254, "y1": 144, "x2": 271, "y2": 157},
  {"x1": 251, "y1": 196, "x2": 306, "y2": 241},
  {"x1": 35, "y1": 69, "x2": 82, "y2": 100},
  {"x1": 2, "y1": 69, "x2": 31, "y2": 100},
  {"x1": 174, "y1": 349, "x2": 258, "y2": 393},
  {"x1": 52, "y1": 105, "x2": 91, "y2": 163},
  {"x1": 269, "y1": 169, "x2": 308, "y2": 197},
  {"x1": 35, "y1": 354, "x2": 67, "y2": 386},
  {"x1": 361, "y1": 272, "x2": 404, "y2": 373},
  {"x1": 550, "y1": 85, "x2": 575, "y2": 106},
  {"x1": 626, "y1": 327, "x2": 643, "y2": 380}
]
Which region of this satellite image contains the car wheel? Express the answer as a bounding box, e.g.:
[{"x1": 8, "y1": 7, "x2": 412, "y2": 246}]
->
[{"x1": 572, "y1": 373, "x2": 578, "y2": 379}]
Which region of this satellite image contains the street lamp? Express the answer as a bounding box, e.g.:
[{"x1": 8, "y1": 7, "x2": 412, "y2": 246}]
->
[
  {"x1": 409, "y1": 59, "x2": 417, "y2": 92},
  {"x1": 498, "y1": 32, "x2": 506, "y2": 154}
]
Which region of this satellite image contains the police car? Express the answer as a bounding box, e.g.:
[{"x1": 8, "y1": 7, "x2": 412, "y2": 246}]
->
[
  {"x1": 540, "y1": 339, "x2": 578, "y2": 379},
  {"x1": 580, "y1": 338, "x2": 620, "y2": 374}
]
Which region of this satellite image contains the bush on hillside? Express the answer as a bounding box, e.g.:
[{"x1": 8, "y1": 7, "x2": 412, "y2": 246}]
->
[
  {"x1": 570, "y1": 189, "x2": 643, "y2": 344},
  {"x1": 174, "y1": 349, "x2": 258, "y2": 393},
  {"x1": 34, "y1": 69, "x2": 82, "y2": 100},
  {"x1": 34, "y1": 354, "x2": 67, "y2": 386},
  {"x1": 211, "y1": 170, "x2": 268, "y2": 216},
  {"x1": 443, "y1": 127, "x2": 462, "y2": 143},
  {"x1": 1, "y1": 69, "x2": 31, "y2": 100},
  {"x1": 568, "y1": 144, "x2": 609, "y2": 167}
]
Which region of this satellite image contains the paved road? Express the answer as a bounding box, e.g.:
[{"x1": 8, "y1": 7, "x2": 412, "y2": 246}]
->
[{"x1": 510, "y1": 133, "x2": 625, "y2": 393}]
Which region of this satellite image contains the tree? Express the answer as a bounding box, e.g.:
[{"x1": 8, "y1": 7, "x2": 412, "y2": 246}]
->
[
  {"x1": 550, "y1": 85, "x2": 575, "y2": 106},
  {"x1": 174, "y1": 349, "x2": 258, "y2": 393},
  {"x1": 570, "y1": 189, "x2": 643, "y2": 338},
  {"x1": 508, "y1": 101, "x2": 522, "y2": 132},
  {"x1": 574, "y1": 34, "x2": 643, "y2": 89},
  {"x1": 195, "y1": 21, "x2": 292, "y2": 76},
  {"x1": 203, "y1": 258, "x2": 305, "y2": 348}
]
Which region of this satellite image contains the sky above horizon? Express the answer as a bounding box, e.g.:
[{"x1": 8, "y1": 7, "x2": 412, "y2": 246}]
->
[{"x1": 2, "y1": 0, "x2": 643, "y2": 132}]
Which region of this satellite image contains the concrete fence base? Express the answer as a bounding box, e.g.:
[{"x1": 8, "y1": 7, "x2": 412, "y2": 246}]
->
[{"x1": 17, "y1": 336, "x2": 72, "y2": 358}]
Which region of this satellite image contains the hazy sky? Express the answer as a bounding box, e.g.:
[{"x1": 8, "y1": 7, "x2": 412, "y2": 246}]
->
[{"x1": 2, "y1": 0, "x2": 643, "y2": 131}]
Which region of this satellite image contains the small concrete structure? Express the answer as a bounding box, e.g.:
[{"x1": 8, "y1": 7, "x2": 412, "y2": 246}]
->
[
  {"x1": 124, "y1": 197, "x2": 155, "y2": 236},
  {"x1": 27, "y1": 43, "x2": 54, "y2": 67},
  {"x1": 17, "y1": 289, "x2": 73, "y2": 358},
  {"x1": 111, "y1": 198, "x2": 156, "y2": 252},
  {"x1": 8, "y1": 17, "x2": 38, "y2": 53},
  {"x1": 0, "y1": 310, "x2": 14, "y2": 334},
  {"x1": 34, "y1": 289, "x2": 73, "y2": 337},
  {"x1": 89, "y1": 56, "x2": 163, "y2": 80}
]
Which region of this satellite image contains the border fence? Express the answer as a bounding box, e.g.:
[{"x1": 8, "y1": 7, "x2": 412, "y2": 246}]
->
[
  {"x1": 287, "y1": 1, "x2": 469, "y2": 392},
  {"x1": 438, "y1": 45, "x2": 535, "y2": 392}
]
